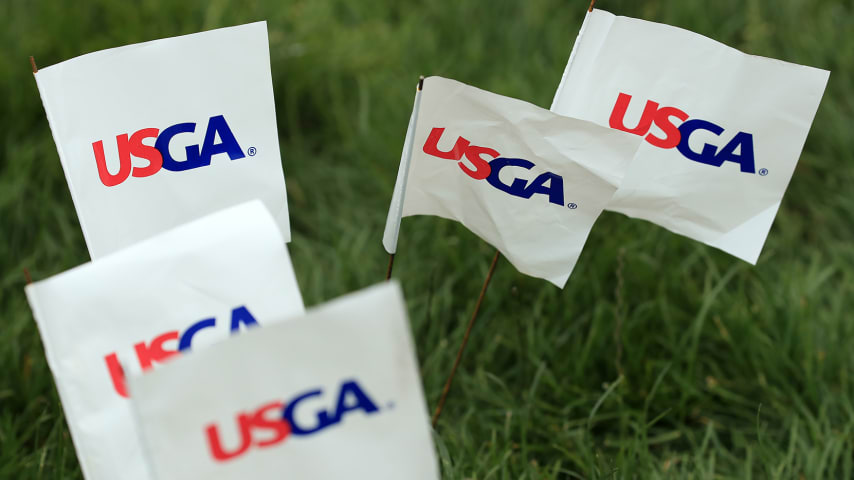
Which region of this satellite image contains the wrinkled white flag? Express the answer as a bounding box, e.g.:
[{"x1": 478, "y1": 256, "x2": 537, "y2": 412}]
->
[
  {"x1": 128, "y1": 282, "x2": 438, "y2": 480},
  {"x1": 551, "y1": 9, "x2": 830, "y2": 263},
  {"x1": 34, "y1": 22, "x2": 290, "y2": 259},
  {"x1": 383, "y1": 76, "x2": 641, "y2": 287},
  {"x1": 25, "y1": 201, "x2": 304, "y2": 480}
]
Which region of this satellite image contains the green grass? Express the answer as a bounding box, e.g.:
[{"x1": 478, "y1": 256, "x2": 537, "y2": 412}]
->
[{"x1": 2, "y1": 0, "x2": 853, "y2": 478}]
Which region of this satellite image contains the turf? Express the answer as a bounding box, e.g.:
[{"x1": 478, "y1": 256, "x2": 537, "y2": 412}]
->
[{"x1": 1, "y1": 0, "x2": 853, "y2": 478}]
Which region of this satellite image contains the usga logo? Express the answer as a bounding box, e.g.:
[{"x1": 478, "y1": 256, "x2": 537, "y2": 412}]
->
[
  {"x1": 103, "y1": 305, "x2": 259, "y2": 398},
  {"x1": 92, "y1": 115, "x2": 248, "y2": 187},
  {"x1": 609, "y1": 93, "x2": 758, "y2": 174},
  {"x1": 205, "y1": 379, "x2": 381, "y2": 462},
  {"x1": 423, "y1": 127, "x2": 570, "y2": 208}
]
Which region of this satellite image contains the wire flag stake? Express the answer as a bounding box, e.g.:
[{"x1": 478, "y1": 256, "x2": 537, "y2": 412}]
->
[{"x1": 432, "y1": 250, "x2": 501, "y2": 427}]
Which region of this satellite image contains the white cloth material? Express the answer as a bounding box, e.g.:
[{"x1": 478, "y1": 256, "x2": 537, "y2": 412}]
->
[
  {"x1": 128, "y1": 282, "x2": 439, "y2": 480},
  {"x1": 383, "y1": 76, "x2": 642, "y2": 287},
  {"x1": 551, "y1": 9, "x2": 830, "y2": 263},
  {"x1": 25, "y1": 201, "x2": 305, "y2": 480},
  {"x1": 34, "y1": 22, "x2": 290, "y2": 259}
]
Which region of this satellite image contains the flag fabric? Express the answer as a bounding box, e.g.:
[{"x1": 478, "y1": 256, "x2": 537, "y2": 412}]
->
[
  {"x1": 383, "y1": 76, "x2": 642, "y2": 287},
  {"x1": 551, "y1": 9, "x2": 830, "y2": 264},
  {"x1": 24, "y1": 201, "x2": 304, "y2": 480},
  {"x1": 127, "y1": 282, "x2": 439, "y2": 480},
  {"x1": 34, "y1": 22, "x2": 290, "y2": 259}
]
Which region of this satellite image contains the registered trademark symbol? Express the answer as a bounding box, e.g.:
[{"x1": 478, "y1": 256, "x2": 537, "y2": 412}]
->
[
  {"x1": 758, "y1": 168, "x2": 768, "y2": 176},
  {"x1": 247, "y1": 147, "x2": 257, "y2": 156},
  {"x1": 567, "y1": 203, "x2": 578, "y2": 209}
]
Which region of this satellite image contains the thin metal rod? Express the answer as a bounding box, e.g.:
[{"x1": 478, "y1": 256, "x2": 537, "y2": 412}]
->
[
  {"x1": 385, "y1": 253, "x2": 395, "y2": 281},
  {"x1": 432, "y1": 250, "x2": 501, "y2": 427},
  {"x1": 613, "y1": 247, "x2": 625, "y2": 377},
  {"x1": 588, "y1": 0, "x2": 597, "y2": 12},
  {"x1": 30, "y1": 56, "x2": 38, "y2": 73}
]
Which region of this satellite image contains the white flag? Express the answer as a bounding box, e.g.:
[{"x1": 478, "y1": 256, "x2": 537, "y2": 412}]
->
[
  {"x1": 25, "y1": 201, "x2": 304, "y2": 480},
  {"x1": 34, "y1": 22, "x2": 290, "y2": 259},
  {"x1": 128, "y1": 282, "x2": 439, "y2": 480},
  {"x1": 383, "y1": 76, "x2": 641, "y2": 287},
  {"x1": 551, "y1": 9, "x2": 829, "y2": 263}
]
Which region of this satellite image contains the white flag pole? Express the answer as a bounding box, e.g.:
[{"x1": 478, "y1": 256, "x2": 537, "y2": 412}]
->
[
  {"x1": 385, "y1": 75, "x2": 424, "y2": 280},
  {"x1": 26, "y1": 57, "x2": 36, "y2": 285}
]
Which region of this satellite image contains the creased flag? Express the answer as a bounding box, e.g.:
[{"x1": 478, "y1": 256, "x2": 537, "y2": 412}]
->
[
  {"x1": 551, "y1": 9, "x2": 830, "y2": 264},
  {"x1": 127, "y1": 282, "x2": 439, "y2": 480},
  {"x1": 34, "y1": 22, "x2": 290, "y2": 259},
  {"x1": 25, "y1": 201, "x2": 304, "y2": 480},
  {"x1": 383, "y1": 76, "x2": 642, "y2": 287}
]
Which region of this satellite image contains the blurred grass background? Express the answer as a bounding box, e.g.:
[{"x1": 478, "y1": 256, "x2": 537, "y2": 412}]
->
[{"x1": 1, "y1": 0, "x2": 853, "y2": 478}]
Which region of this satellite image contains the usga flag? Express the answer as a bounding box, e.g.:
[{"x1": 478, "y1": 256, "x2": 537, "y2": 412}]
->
[
  {"x1": 384, "y1": 76, "x2": 642, "y2": 287},
  {"x1": 25, "y1": 201, "x2": 304, "y2": 480},
  {"x1": 128, "y1": 282, "x2": 439, "y2": 480},
  {"x1": 34, "y1": 22, "x2": 290, "y2": 259},
  {"x1": 551, "y1": 9, "x2": 830, "y2": 263}
]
